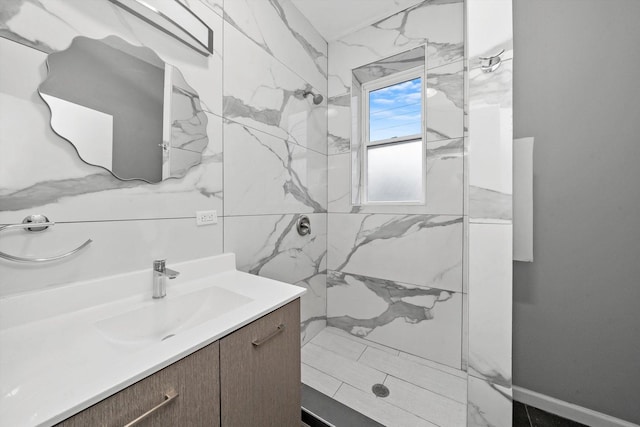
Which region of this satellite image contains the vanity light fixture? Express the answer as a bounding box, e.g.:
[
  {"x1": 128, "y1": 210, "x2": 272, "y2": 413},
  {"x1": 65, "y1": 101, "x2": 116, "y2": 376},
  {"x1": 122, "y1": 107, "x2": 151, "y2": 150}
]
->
[{"x1": 109, "y1": 0, "x2": 214, "y2": 56}]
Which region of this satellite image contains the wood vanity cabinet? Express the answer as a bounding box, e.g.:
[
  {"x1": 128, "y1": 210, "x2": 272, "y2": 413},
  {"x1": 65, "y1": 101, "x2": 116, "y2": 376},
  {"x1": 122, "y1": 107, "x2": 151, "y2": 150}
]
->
[
  {"x1": 220, "y1": 298, "x2": 300, "y2": 427},
  {"x1": 57, "y1": 342, "x2": 220, "y2": 427},
  {"x1": 57, "y1": 299, "x2": 300, "y2": 427}
]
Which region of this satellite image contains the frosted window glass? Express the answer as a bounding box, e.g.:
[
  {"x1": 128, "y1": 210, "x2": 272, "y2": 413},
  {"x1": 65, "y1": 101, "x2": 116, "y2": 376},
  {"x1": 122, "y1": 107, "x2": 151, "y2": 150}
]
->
[
  {"x1": 369, "y1": 77, "x2": 422, "y2": 142},
  {"x1": 367, "y1": 140, "x2": 422, "y2": 202}
]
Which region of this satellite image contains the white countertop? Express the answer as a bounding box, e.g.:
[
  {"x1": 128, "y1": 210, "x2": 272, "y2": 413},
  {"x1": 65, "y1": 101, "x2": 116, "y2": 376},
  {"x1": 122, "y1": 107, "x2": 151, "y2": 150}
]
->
[{"x1": 0, "y1": 253, "x2": 305, "y2": 426}]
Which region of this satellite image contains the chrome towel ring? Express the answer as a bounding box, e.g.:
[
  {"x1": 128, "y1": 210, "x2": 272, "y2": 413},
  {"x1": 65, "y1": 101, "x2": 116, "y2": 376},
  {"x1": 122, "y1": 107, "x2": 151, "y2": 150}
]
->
[{"x1": 0, "y1": 214, "x2": 92, "y2": 263}]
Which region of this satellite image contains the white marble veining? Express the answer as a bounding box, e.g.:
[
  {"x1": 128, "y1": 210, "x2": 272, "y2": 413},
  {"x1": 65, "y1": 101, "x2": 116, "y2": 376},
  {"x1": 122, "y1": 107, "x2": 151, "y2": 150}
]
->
[
  {"x1": 0, "y1": 253, "x2": 305, "y2": 426},
  {"x1": 468, "y1": 224, "x2": 512, "y2": 387},
  {"x1": 328, "y1": 213, "x2": 463, "y2": 292},
  {"x1": 223, "y1": 21, "x2": 327, "y2": 155},
  {"x1": 467, "y1": 375, "x2": 512, "y2": 427},
  {"x1": 328, "y1": 0, "x2": 464, "y2": 97},
  {"x1": 224, "y1": 120, "x2": 326, "y2": 216},
  {"x1": 224, "y1": 214, "x2": 327, "y2": 343},
  {"x1": 327, "y1": 270, "x2": 462, "y2": 367},
  {"x1": 223, "y1": 0, "x2": 327, "y2": 93}
]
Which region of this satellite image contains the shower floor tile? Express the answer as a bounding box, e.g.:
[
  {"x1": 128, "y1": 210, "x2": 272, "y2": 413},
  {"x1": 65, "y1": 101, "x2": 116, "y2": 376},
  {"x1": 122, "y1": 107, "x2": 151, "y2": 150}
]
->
[{"x1": 302, "y1": 327, "x2": 467, "y2": 427}]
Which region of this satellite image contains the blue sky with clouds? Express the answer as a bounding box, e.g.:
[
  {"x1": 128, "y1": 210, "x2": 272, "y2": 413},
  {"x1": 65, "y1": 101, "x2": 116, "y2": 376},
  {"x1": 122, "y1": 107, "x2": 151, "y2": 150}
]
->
[{"x1": 369, "y1": 77, "x2": 422, "y2": 142}]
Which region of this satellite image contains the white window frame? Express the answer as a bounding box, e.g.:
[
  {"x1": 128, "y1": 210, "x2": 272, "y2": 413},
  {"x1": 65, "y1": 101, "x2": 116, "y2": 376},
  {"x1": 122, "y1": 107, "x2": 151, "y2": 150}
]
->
[{"x1": 360, "y1": 66, "x2": 426, "y2": 205}]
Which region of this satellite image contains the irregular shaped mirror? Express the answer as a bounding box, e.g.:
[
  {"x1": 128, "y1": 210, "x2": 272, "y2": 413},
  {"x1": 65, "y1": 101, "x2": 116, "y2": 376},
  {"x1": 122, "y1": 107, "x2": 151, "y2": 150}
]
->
[{"x1": 39, "y1": 35, "x2": 208, "y2": 183}]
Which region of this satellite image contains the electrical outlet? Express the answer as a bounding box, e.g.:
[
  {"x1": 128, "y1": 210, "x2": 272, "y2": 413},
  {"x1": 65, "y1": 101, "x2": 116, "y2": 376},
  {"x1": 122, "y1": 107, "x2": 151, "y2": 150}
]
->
[{"x1": 196, "y1": 210, "x2": 217, "y2": 226}]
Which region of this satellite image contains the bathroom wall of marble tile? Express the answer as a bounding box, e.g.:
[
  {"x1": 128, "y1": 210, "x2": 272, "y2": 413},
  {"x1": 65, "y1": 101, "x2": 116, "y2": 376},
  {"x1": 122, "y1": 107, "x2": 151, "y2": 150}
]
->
[
  {"x1": 325, "y1": 0, "x2": 466, "y2": 369},
  {"x1": 0, "y1": 0, "x2": 223, "y2": 297},
  {"x1": 466, "y1": 0, "x2": 514, "y2": 425},
  {"x1": 219, "y1": 0, "x2": 328, "y2": 345},
  {"x1": 0, "y1": 0, "x2": 329, "y2": 348},
  {"x1": 224, "y1": 213, "x2": 327, "y2": 344}
]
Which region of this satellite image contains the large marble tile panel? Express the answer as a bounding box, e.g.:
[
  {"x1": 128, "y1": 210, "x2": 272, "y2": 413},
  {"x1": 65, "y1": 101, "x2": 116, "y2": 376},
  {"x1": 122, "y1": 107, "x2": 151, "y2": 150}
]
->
[
  {"x1": 359, "y1": 347, "x2": 467, "y2": 403},
  {"x1": 223, "y1": 0, "x2": 327, "y2": 93},
  {"x1": 301, "y1": 363, "x2": 341, "y2": 398},
  {"x1": 224, "y1": 213, "x2": 327, "y2": 283},
  {"x1": 223, "y1": 21, "x2": 327, "y2": 155},
  {"x1": 468, "y1": 59, "x2": 513, "y2": 222},
  {"x1": 327, "y1": 270, "x2": 462, "y2": 367},
  {"x1": 468, "y1": 224, "x2": 512, "y2": 387},
  {"x1": 467, "y1": 0, "x2": 513, "y2": 67},
  {"x1": 328, "y1": 0, "x2": 464, "y2": 97},
  {"x1": 327, "y1": 213, "x2": 463, "y2": 291},
  {"x1": 384, "y1": 375, "x2": 466, "y2": 427},
  {"x1": 301, "y1": 343, "x2": 385, "y2": 393},
  {"x1": 426, "y1": 60, "x2": 464, "y2": 142},
  {"x1": 223, "y1": 120, "x2": 326, "y2": 216},
  {"x1": 333, "y1": 383, "x2": 437, "y2": 427},
  {"x1": 224, "y1": 213, "x2": 327, "y2": 341},
  {"x1": 467, "y1": 375, "x2": 512, "y2": 427},
  {"x1": 0, "y1": 217, "x2": 223, "y2": 298}
]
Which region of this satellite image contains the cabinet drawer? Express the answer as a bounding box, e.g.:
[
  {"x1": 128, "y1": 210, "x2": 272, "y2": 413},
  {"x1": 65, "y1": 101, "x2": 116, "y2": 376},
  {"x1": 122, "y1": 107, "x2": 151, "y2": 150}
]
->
[
  {"x1": 57, "y1": 341, "x2": 220, "y2": 427},
  {"x1": 220, "y1": 299, "x2": 300, "y2": 427}
]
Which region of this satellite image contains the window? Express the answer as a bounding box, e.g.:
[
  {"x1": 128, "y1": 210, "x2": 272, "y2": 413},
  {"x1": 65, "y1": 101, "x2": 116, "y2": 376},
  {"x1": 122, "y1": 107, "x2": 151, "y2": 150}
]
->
[{"x1": 360, "y1": 67, "x2": 425, "y2": 204}]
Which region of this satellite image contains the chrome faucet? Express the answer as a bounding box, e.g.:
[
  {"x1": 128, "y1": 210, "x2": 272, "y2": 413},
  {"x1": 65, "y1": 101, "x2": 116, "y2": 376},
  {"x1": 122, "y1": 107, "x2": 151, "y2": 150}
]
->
[{"x1": 153, "y1": 259, "x2": 180, "y2": 299}]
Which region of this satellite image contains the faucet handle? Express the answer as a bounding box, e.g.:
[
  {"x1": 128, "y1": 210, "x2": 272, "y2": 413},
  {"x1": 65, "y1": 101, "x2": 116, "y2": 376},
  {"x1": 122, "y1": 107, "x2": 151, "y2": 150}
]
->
[
  {"x1": 164, "y1": 268, "x2": 180, "y2": 279},
  {"x1": 153, "y1": 259, "x2": 166, "y2": 272}
]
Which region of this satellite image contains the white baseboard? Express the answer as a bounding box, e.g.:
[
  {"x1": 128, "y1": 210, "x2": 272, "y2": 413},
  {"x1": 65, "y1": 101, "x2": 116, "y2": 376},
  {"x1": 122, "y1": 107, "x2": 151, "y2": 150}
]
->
[{"x1": 513, "y1": 386, "x2": 639, "y2": 427}]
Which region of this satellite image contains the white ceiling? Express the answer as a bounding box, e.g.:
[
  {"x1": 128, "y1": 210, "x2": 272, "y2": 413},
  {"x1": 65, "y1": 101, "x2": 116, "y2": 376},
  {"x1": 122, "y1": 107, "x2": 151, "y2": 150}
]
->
[{"x1": 289, "y1": 0, "x2": 424, "y2": 42}]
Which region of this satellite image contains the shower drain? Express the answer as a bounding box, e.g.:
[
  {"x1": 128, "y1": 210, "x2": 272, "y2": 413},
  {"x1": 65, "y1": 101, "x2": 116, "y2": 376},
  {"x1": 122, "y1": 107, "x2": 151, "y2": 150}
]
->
[{"x1": 372, "y1": 383, "x2": 390, "y2": 398}]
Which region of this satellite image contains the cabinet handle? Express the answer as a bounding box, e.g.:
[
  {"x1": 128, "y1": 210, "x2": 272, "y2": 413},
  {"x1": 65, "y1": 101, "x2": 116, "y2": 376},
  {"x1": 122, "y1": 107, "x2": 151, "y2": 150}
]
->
[
  {"x1": 123, "y1": 389, "x2": 179, "y2": 427},
  {"x1": 252, "y1": 323, "x2": 285, "y2": 347}
]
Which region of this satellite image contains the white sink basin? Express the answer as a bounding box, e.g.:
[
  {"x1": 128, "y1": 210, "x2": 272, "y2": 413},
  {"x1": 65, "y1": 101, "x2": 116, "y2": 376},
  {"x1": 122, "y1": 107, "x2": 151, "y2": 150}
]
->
[
  {"x1": 95, "y1": 286, "x2": 252, "y2": 347},
  {"x1": 0, "y1": 253, "x2": 305, "y2": 427}
]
